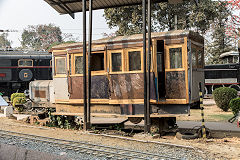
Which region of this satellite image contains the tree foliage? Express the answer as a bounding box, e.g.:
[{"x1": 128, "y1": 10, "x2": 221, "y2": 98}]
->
[
  {"x1": 0, "y1": 33, "x2": 11, "y2": 49},
  {"x1": 21, "y1": 24, "x2": 63, "y2": 51},
  {"x1": 104, "y1": 0, "x2": 218, "y2": 35},
  {"x1": 104, "y1": 0, "x2": 238, "y2": 64},
  {"x1": 207, "y1": 1, "x2": 235, "y2": 64}
]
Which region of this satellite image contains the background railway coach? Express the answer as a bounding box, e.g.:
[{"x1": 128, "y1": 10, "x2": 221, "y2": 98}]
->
[
  {"x1": 51, "y1": 30, "x2": 204, "y2": 129},
  {"x1": 0, "y1": 51, "x2": 52, "y2": 96}
]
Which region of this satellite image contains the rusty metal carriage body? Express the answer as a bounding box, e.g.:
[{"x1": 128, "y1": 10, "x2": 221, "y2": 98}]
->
[{"x1": 51, "y1": 30, "x2": 204, "y2": 119}]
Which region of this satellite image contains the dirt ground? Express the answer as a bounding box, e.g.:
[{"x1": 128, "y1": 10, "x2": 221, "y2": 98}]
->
[
  {"x1": 0, "y1": 117, "x2": 239, "y2": 159},
  {"x1": 177, "y1": 99, "x2": 234, "y2": 122}
]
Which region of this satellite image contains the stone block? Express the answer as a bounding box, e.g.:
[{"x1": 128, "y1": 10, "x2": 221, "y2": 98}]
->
[{"x1": 4, "y1": 106, "x2": 13, "y2": 117}]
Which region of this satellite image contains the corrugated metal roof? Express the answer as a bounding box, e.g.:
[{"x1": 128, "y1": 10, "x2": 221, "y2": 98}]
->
[
  {"x1": 44, "y1": 0, "x2": 170, "y2": 15},
  {"x1": 52, "y1": 30, "x2": 193, "y2": 49}
]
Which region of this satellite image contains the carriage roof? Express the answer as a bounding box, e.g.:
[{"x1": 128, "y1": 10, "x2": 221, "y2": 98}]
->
[
  {"x1": 51, "y1": 30, "x2": 203, "y2": 51},
  {"x1": 0, "y1": 51, "x2": 52, "y2": 59}
]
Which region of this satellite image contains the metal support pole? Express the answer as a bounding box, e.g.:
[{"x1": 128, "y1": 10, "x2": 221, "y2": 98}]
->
[
  {"x1": 87, "y1": 0, "x2": 92, "y2": 129},
  {"x1": 147, "y1": 0, "x2": 152, "y2": 132},
  {"x1": 82, "y1": 0, "x2": 87, "y2": 130},
  {"x1": 143, "y1": 0, "x2": 147, "y2": 133},
  {"x1": 238, "y1": 41, "x2": 240, "y2": 83}
]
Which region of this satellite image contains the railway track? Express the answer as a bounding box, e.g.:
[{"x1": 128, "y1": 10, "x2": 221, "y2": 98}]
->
[{"x1": 0, "y1": 129, "x2": 181, "y2": 160}]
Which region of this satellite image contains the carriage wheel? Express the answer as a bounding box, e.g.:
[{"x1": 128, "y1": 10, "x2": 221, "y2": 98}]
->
[{"x1": 128, "y1": 117, "x2": 143, "y2": 124}]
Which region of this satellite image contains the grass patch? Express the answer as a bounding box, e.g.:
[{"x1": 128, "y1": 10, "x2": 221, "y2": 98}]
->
[{"x1": 208, "y1": 114, "x2": 234, "y2": 122}]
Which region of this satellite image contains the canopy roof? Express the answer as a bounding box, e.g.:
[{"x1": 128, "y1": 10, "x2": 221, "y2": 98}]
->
[{"x1": 44, "y1": 0, "x2": 184, "y2": 18}]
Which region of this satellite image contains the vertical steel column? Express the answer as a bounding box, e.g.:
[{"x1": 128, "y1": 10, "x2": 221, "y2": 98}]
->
[
  {"x1": 143, "y1": 0, "x2": 147, "y2": 133},
  {"x1": 82, "y1": 0, "x2": 87, "y2": 130},
  {"x1": 87, "y1": 0, "x2": 92, "y2": 129},
  {"x1": 147, "y1": 0, "x2": 152, "y2": 132}
]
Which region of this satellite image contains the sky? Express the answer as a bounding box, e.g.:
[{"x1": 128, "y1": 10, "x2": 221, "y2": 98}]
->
[{"x1": 0, "y1": 0, "x2": 117, "y2": 47}]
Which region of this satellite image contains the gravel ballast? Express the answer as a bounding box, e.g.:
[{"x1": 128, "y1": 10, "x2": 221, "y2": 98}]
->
[{"x1": 0, "y1": 133, "x2": 210, "y2": 160}]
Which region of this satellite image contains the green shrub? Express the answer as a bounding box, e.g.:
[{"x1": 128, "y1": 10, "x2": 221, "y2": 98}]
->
[
  {"x1": 12, "y1": 97, "x2": 26, "y2": 107},
  {"x1": 11, "y1": 93, "x2": 25, "y2": 102},
  {"x1": 213, "y1": 87, "x2": 237, "y2": 112},
  {"x1": 229, "y1": 98, "x2": 240, "y2": 116}
]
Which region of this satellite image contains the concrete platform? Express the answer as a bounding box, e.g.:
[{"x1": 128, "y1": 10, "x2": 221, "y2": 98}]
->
[
  {"x1": 177, "y1": 121, "x2": 240, "y2": 132},
  {"x1": 177, "y1": 121, "x2": 240, "y2": 138},
  {"x1": 0, "y1": 113, "x2": 30, "y2": 120}
]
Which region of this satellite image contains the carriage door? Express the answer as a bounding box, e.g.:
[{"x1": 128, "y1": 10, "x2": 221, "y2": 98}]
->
[
  {"x1": 156, "y1": 40, "x2": 166, "y2": 98},
  {"x1": 165, "y1": 43, "x2": 187, "y2": 100}
]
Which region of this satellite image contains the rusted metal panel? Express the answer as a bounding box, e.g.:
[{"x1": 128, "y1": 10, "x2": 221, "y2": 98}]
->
[
  {"x1": 165, "y1": 71, "x2": 186, "y2": 99},
  {"x1": 165, "y1": 38, "x2": 184, "y2": 45},
  {"x1": 91, "y1": 75, "x2": 109, "y2": 99},
  {"x1": 67, "y1": 46, "x2": 105, "y2": 54},
  {"x1": 106, "y1": 43, "x2": 143, "y2": 50},
  {"x1": 35, "y1": 90, "x2": 46, "y2": 98},
  {"x1": 69, "y1": 76, "x2": 83, "y2": 99},
  {"x1": 56, "y1": 104, "x2": 121, "y2": 114},
  {"x1": 109, "y1": 73, "x2": 156, "y2": 100},
  {"x1": 192, "y1": 70, "x2": 204, "y2": 101},
  {"x1": 110, "y1": 73, "x2": 141, "y2": 99},
  {"x1": 69, "y1": 75, "x2": 109, "y2": 99}
]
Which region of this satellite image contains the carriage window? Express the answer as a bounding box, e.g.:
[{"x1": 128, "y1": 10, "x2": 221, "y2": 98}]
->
[
  {"x1": 198, "y1": 50, "x2": 203, "y2": 68},
  {"x1": 55, "y1": 57, "x2": 66, "y2": 74},
  {"x1": 91, "y1": 53, "x2": 104, "y2": 71},
  {"x1": 18, "y1": 59, "x2": 33, "y2": 67},
  {"x1": 169, "y1": 48, "x2": 182, "y2": 69},
  {"x1": 192, "y1": 48, "x2": 197, "y2": 68},
  {"x1": 129, "y1": 51, "x2": 141, "y2": 71},
  {"x1": 111, "y1": 53, "x2": 122, "y2": 72},
  {"x1": 75, "y1": 56, "x2": 83, "y2": 74}
]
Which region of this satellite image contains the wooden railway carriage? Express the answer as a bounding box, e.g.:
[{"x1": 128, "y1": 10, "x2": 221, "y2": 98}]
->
[{"x1": 51, "y1": 30, "x2": 204, "y2": 128}]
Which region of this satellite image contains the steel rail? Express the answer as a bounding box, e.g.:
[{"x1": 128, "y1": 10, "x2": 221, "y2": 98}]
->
[{"x1": 0, "y1": 129, "x2": 181, "y2": 160}]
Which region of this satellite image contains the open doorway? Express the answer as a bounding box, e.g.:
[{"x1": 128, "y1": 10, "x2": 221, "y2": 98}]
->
[{"x1": 157, "y1": 40, "x2": 166, "y2": 98}]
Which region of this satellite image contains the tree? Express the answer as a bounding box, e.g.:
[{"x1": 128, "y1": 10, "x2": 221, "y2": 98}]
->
[
  {"x1": 21, "y1": 24, "x2": 63, "y2": 51},
  {"x1": 0, "y1": 33, "x2": 12, "y2": 49},
  {"x1": 103, "y1": 0, "x2": 218, "y2": 35},
  {"x1": 104, "y1": 1, "x2": 238, "y2": 64},
  {"x1": 207, "y1": 1, "x2": 236, "y2": 64},
  {"x1": 225, "y1": 0, "x2": 240, "y2": 38}
]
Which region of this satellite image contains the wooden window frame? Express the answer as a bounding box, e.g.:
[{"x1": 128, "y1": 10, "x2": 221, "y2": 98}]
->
[
  {"x1": 191, "y1": 46, "x2": 198, "y2": 69},
  {"x1": 71, "y1": 51, "x2": 107, "y2": 77},
  {"x1": 54, "y1": 56, "x2": 67, "y2": 77},
  {"x1": 72, "y1": 53, "x2": 83, "y2": 76},
  {"x1": 67, "y1": 53, "x2": 73, "y2": 75},
  {"x1": 90, "y1": 51, "x2": 107, "y2": 75},
  {"x1": 109, "y1": 50, "x2": 124, "y2": 74},
  {"x1": 18, "y1": 59, "x2": 33, "y2": 67},
  {"x1": 191, "y1": 44, "x2": 204, "y2": 69},
  {"x1": 165, "y1": 44, "x2": 185, "y2": 72},
  {"x1": 126, "y1": 48, "x2": 143, "y2": 73}
]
